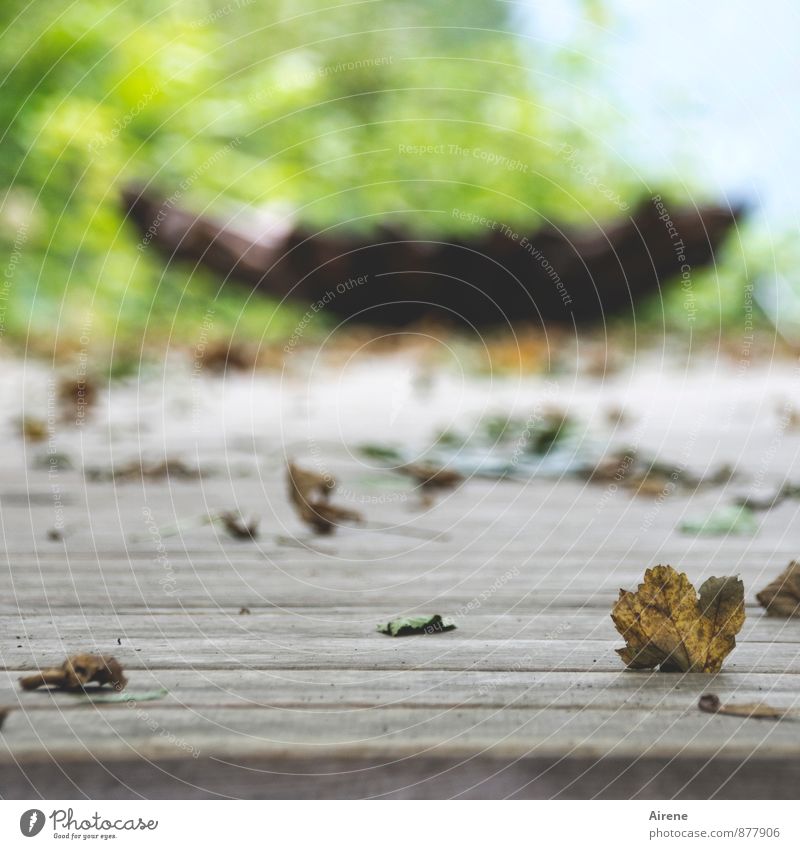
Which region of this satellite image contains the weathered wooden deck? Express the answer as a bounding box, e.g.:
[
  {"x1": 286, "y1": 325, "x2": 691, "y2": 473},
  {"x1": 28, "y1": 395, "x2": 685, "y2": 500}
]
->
[{"x1": 2, "y1": 352, "x2": 800, "y2": 798}]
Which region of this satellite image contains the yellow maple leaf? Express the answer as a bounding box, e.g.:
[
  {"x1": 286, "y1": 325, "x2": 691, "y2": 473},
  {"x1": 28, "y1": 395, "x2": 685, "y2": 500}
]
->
[{"x1": 611, "y1": 565, "x2": 745, "y2": 672}]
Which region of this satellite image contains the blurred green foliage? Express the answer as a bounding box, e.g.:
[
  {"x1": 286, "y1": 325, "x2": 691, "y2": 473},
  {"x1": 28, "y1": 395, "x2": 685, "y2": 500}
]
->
[{"x1": 0, "y1": 0, "x2": 762, "y2": 360}]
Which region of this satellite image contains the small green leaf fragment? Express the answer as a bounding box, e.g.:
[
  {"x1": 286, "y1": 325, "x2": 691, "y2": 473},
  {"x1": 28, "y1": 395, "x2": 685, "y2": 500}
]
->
[
  {"x1": 377, "y1": 614, "x2": 456, "y2": 637},
  {"x1": 358, "y1": 443, "x2": 403, "y2": 462},
  {"x1": 680, "y1": 505, "x2": 757, "y2": 536}
]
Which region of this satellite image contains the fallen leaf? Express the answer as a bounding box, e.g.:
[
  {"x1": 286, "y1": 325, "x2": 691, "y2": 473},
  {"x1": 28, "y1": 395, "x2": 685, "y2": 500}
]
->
[
  {"x1": 605, "y1": 406, "x2": 631, "y2": 426},
  {"x1": 698, "y1": 693, "x2": 794, "y2": 720},
  {"x1": 130, "y1": 458, "x2": 203, "y2": 481},
  {"x1": 434, "y1": 428, "x2": 463, "y2": 448},
  {"x1": 524, "y1": 410, "x2": 573, "y2": 455},
  {"x1": 377, "y1": 614, "x2": 456, "y2": 637},
  {"x1": 418, "y1": 406, "x2": 587, "y2": 480},
  {"x1": 358, "y1": 443, "x2": 403, "y2": 462},
  {"x1": 586, "y1": 449, "x2": 638, "y2": 484},
  {"x1": 33, "y1": 451, "x2": 73, "y2": 471},
  {"x1": 304, "y1": 501, "x2": 363, "y2": 534},
  {"x1": 0, "y1": 706, "x2": 9, "y2": 730},
  {"x1": 781, "y1": 404, "x2": 800, "y2": 430},
  {"x1": 19, "y1": 416, "x2": 47, "y2": 442},
  {"x1": 19, "y1": 654, "x2": 127, "y2": 692},
  {"x1": 587, "y1": 449, "x2": 733, "y2": 498},
  {"x1": 756, "y1": 561, "x2": 800, "y2": 617},
  {"x1": 400, "y1": 462, "x2": 463, "y2": 490},
  {"x1": 287, "y1": 461, "x2": 362, "y2": 534},
  {"x1": 58, "y1": 374, "x2": 97, "y2": 421},
  {"x1": 611, "y1": 565, "x2": 745, "y2": 672},
  {"x1": 483, "y1": 409, "x2": 573, "y2": 454},
  {"x1": 86, "y1": 458, "x2": 204, "y2": 483},
  {"x1": 238, "y1": 606, "x2": 251, "y2": 615},
  {"x1": 130, "y1": 510, "x2": 256, "y2": 542},
  {"x1": 680, "y1": 505, "x2": 757, "y2": 536},
  {"x1": 212, "y1": 510, "x2": 259, "y2": 540},
  {"x1": 737, "y1": 482, "x2": 800, "y2": 512}
]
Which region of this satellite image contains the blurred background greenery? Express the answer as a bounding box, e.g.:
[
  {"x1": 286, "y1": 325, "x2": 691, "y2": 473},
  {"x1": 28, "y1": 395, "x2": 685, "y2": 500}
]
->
[{"x1": 0, "y1": 0, "x2": 794, "y2": 364}]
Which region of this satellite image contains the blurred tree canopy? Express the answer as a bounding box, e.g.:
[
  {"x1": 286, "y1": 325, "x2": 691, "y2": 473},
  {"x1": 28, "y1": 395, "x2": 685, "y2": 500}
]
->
[{"x1": 0, "y1": 0, "x2": 751, "y2": 356}]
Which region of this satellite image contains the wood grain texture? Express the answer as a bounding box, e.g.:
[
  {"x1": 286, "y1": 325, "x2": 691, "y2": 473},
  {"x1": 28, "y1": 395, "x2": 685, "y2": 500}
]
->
[{"x1": 3, "y1": 361, "x2": 800, "y2": 798}]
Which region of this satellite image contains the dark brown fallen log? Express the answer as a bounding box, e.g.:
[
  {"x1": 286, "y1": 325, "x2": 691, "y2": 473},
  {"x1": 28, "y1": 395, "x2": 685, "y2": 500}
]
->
[{"x1": 123, "y1": 183, "x2": 741, "y2": 326}]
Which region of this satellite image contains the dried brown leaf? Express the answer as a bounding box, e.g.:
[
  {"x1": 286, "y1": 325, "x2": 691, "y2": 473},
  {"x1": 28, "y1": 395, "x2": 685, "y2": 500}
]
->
[
  {"x1": 58, "y1": 375, "x2": 97, "y2": 421},
  {"x1": 19, "y1": 654, "x2": 127, "y2": 692},
  {"x1": 400, "y1": 462, "x2": 464, "y2": 490},
  {"x1": 588, "y1": 450, "x2": 732, "y2": 498},
  {"x1": 756, "y1": 561, "x2": 800, "y2": 617},
  {"x1": 213, "y1": 510, "x2": 260, "y2": 540},
  {"x1": 736, "y1": 482, "x2": 800, "y2": 512},
  {"x1": 306, "y1": 502, "x2": 363, "y2": 533},
  {"x1": 699, "y1": 694, "x2": 792, "y2": 720},
  {"x1": 611, "y1": 565, "x2": 745, "y2": 673},
  {"x1": 86, "y1": 458, "x2": 204, "y2": 482},
  {"x1": 19, "y1": 416, "x2": 47, "y2": 442},
  {"x1": 287, "y1": 461, "x2": 362, "y2": 535}
]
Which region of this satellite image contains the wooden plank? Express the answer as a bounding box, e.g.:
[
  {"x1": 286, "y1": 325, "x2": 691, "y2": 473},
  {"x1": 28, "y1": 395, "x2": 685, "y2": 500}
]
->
[
  {"x1": 3, "y1": 361, "x2": 800, "y2": 799},
  {"x1": 3, "y1": 610, "x2": 800, "y2": 646},
  {"x1": 2, "y1": 640, "x2": 799, "y2": 674},
  {"x1": 2, "y1": 704, "x2": 799, "y2": 763},
  {"x1": 0, "y1": 577, "x2": 787, "y2": 612},
  {"x1": 4, "y1": 480, "x2": 800, "y2": 546},
  {"x1": 3, "y1": 669, "x2": 799, "y2": 711},
  {"x1": 3, "y1": 752, "x2": 798, "y2": 800}
]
